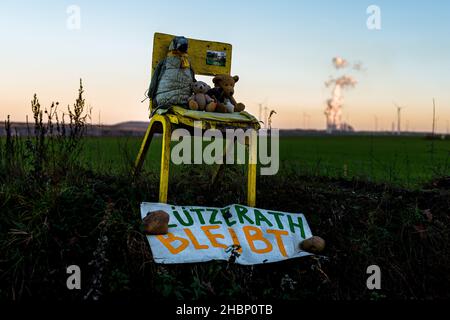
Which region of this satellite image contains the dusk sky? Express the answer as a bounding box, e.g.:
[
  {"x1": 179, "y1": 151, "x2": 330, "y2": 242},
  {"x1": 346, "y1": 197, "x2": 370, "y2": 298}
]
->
[{"x1": 1, "y1": 0, "x2": 449, "y2": 132}]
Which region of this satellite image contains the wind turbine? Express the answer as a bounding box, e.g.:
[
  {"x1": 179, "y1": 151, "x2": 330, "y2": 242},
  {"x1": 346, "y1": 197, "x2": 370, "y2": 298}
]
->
[
  {"x1": 393, "y1": 102, "x2": 405, "y2": 135},
  {"x1": 258, "y1": 103, "x2": 263, "y2": 123},
  {"x1": 303, "y1": 112, "x2": 311, "y2": 130},
  {"x1": 257, "y1": 98, "x2": 268, "y2": 127},
  {"x1": 432, "y1": 98, "x2": 437, "y2": 136}
]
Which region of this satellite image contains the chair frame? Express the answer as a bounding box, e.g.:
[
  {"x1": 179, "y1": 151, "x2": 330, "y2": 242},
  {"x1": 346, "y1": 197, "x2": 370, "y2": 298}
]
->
[{"x1": 134, "y1": 33, "x2": 259, "y2": 206}]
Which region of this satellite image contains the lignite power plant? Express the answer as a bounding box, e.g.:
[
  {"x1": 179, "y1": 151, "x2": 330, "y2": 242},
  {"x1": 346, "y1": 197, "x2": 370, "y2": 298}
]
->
[{"x1": 324, "y1": 57, "x2": 359, "y2": 133}]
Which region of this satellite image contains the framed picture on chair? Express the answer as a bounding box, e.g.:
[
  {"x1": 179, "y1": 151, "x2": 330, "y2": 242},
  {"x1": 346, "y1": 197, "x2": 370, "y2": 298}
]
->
[{"x1": 206, "y1": 50, "x2": 227, "y2": 67}]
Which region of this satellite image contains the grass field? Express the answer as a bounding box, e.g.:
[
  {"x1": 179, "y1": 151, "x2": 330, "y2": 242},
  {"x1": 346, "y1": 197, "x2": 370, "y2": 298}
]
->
[
  {"x1": 2, "y1": 87, "x2": 450, "y2": 300},
  {"x1": 2, "y1": 128, "x2": 450, "y2": 300},
  {"x1": 80, "y1": 135, "x2": 450, "y2": 188}
]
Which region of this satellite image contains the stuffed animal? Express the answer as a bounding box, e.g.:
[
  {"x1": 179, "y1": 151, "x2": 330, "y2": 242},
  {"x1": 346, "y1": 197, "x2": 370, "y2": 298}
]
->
[
  {"x1": 188, "y1": 81, "x2": 217, "y2": 112},
  {"x1": 207, "y1": 74, "x2": 246, "y2": 113},
  {"x1": 147, "y1": 36, "x2": 195, "y2": 114}
]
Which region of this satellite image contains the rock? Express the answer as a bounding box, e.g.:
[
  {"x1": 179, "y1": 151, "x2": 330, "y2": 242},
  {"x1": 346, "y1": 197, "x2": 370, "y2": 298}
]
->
[
  {"x1": 143, "y1": 210, "x2": 170, "y2": 235},
  {"x1": 300, "y1": 236, "x2": 326, "y2": 254}
]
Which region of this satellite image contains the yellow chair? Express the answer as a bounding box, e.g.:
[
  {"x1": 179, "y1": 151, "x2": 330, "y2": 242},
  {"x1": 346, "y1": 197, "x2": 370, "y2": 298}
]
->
[{"x1": 134, "y1": 33, "x2": 260, "y2": 206}]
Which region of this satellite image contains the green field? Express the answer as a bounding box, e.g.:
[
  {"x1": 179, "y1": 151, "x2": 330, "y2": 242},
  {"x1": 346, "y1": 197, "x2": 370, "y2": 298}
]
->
[
  {"x1": 80, "y1": 135, "x2": 450, "y2": 187},
  {"x1": 3, "y1": 130, "x2": 450, "y2": 300},
  {"x1": 3, "y1": 88, "x2": 450, "y2": 301}
]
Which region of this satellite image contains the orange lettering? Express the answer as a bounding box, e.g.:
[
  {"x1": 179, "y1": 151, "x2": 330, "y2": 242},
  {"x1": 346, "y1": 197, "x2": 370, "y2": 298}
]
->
[
  {"x1": 266, "y1": 229, "x2": 289, "y2": 257},
  {"x1": 156, "y1": 233, "x2": 189, "y2": 254},
  {"x1": 228, "y1": 227, "x2": 242, "y2": 253},
  {"x1": 242, "y1": 226, "x2": 273, "y2": 254},
  {"x1": 184, "y1": 228, "x2": 209, "y2": 249},
  {"x1": 201, "y1": 225, "x2": 227, "y2": 249}
]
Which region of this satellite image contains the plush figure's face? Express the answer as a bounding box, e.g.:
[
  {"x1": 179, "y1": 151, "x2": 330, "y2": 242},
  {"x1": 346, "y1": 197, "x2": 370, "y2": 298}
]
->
[
  {"x1": 192, "y1": 81, "x2": 211, "y2": 94},
  {"x1": 169, "y1": 36, "x2": 188, "y2": 53},
  {"x1": 212, "y1": 75, "x2": 240, "y2": 98}
]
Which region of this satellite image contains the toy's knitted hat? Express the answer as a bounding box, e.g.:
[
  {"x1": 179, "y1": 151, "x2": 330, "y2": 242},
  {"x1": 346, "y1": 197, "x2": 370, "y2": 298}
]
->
[
  {"x1": 168, "y1": 36, "x2": 188, "y2": 53},
  {"x1": 168, "y1": 36, "x2": 190, "y2": 68}
]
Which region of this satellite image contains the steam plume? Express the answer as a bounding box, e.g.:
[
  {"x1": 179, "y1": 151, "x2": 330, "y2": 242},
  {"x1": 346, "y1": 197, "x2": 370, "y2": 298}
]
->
[
  {"x1": 332, "y1": 56, "x2": 348, "y2": 69},
  {"x1": 325, "y1": 57, "x2": 360, "y2": 132}
]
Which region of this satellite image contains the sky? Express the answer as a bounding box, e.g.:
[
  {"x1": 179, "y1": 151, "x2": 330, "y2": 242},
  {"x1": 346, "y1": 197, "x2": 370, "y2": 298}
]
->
[{"x1": 1, "y1": 0, "x2": 449, "y2": 132}]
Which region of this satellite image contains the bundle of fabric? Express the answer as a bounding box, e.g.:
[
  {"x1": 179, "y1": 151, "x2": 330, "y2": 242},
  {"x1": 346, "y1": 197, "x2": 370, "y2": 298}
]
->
[{"x1": 147, "y1": 36, "x2": 195, "y2": 114}]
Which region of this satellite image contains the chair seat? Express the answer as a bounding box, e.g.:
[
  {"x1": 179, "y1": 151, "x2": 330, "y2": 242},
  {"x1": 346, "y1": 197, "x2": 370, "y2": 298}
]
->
[{"x1": 155, "y1": 106, "x2": 261, "y2": 130}]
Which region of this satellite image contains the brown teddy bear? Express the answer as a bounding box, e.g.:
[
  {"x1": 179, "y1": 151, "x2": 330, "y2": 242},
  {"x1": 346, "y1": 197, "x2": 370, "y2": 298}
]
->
[
  {"x1": 188, "y1": 81, "x2": 217, "y2": 112},
  {"x1": 207, "y1": 74, "x2": 246, "y2": 113}
]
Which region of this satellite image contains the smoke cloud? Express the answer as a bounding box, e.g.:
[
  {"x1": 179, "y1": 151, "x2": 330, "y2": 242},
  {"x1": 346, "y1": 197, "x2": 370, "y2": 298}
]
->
[
  {"x1": 325, "y1": 57, "x2": 360, "y2": 132},
  {"x1": 332, "y1": 56, "x2": 348, "y2": 69}
]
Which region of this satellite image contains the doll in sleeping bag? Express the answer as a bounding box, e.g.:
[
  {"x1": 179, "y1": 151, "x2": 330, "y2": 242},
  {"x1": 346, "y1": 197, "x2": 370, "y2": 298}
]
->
[{"x1": 147, "y1": 36, "x2": 195, "y2": 114}]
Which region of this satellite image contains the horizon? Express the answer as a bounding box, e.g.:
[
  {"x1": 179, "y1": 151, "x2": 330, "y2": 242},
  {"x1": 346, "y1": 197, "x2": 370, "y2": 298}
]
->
[
  {"x1": 1, "y1": 0, "x2": 449, "y2": 133},
  {"x1": 3, "y1": 119, "x2": 446, "y2": 136}
]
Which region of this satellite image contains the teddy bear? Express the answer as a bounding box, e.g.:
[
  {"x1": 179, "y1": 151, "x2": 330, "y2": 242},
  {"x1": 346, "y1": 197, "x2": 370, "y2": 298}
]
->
[
  {"x1": 188, "y1": 81, "x2": 217, "y2": 112},
  {"x1": 207, "y1": 74, "x2": 246, "y2": 113}
]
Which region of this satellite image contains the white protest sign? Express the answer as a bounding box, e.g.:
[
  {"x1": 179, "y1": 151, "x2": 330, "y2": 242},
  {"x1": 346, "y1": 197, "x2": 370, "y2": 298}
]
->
[{"x1": 141, "y1": 203, "x2": 313, "y2": 265}]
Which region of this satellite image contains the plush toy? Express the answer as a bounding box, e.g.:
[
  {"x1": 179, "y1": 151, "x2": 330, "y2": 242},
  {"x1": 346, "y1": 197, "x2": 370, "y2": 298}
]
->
[
  {"x1": 147, "y1": 36, "x2": 195, "y2": 114},
  {"x1": 188, "y1": 81, "x2": 217, "y2": 112},
  {"x1": 207, "y1": 74, "x2": 246, "y2": 113}
]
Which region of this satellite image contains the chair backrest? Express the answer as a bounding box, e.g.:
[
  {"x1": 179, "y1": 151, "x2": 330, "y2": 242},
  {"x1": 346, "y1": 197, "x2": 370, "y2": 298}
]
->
[
  {"x1": 149, "y1": 32, "x2": 233, "y2": 112},
  {"x1": 152, "y1": 32, "x2": 232, "y2": 75}
]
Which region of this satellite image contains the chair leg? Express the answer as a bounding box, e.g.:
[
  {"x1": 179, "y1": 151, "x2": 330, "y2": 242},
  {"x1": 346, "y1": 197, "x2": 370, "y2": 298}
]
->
[
  {"x1": 134, "y1": 119, "x2": 156, "y2": 176},
  {"x1": 159, "y1": 117, "x2": 172, "y2": 203},
  {"x1": 211, "y1": 137, "x2": 235, "y2": 185},
  {"x1": 247, "y1": 131, "x2": 258, "y2": 207}
]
